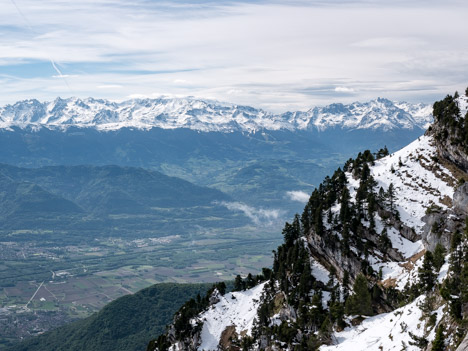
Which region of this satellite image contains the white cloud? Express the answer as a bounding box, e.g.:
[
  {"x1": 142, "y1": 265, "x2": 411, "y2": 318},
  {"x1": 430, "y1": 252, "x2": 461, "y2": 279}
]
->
[
  {"x1": 0, "y1": 0, "x2": 467, "y2": 109},
  {"x1": 335, "y1": 87, "x2": 355, "y2": 93},
  {"x1": 52, "y1": 74, "x2": 78, "y2": 78},
  {"x1": 218, "y1": 201, "x2": 284, "y2": 226},
  {"x1": 97, "y1": 84, "x2": 123, "y2": 89},
  {"x1": 286, "y1": 191, "x2": 310, "y2": 203},
  {"x1": 127, "y1": 93, "x2": 149, "y2": 99}
]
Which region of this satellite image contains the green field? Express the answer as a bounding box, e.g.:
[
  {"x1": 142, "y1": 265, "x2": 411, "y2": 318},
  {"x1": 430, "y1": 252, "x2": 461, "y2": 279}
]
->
[{"x1": 0, "y1": 222, "x2": 281, "y2": 348}]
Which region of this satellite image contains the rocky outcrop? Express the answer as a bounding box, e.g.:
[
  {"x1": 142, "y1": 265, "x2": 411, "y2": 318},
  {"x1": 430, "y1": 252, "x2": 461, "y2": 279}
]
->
[
  {"x1": 421, "y1": 209, "x2": 459, "y2": 251},
  {"x1": 306, "y1": 208, "x2": 414, "y2": 284},
  {"x1": 456, "y1": 334, "x2": 468, "y2": 351},
  {"x1": 454, "y1": 183, "x2": 468, "y2": 216},
  {"x1": 420, "y1": 181, "x2": 468, "y2": 252},
  {"x1": 377, "y1": 206, "x2": 421, "y2": 242},
  {"x1": 164, "y1": 324, "x2": 201, "y2": 351},
  {"x1": 306, "y1": 230, "x2": 362, "y2": 283},
  {"x1": 219, "y1": 326, "x2": 239, "y2": 351},
  {"x1": 429, "y1": 100, "x2": 468, "y2": 173},
  {"x1": 434, "y1": 136, "x2": 468, "y2": 174}
]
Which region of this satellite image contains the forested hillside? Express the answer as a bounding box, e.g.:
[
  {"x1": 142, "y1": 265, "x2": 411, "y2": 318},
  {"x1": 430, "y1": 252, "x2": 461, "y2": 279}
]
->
[
  {"x1": 7, "y1": 283, "x2": 211, "y2": 351},
  {"x1": 152, "y1": 90, "x2": 468, "y2": 350}
]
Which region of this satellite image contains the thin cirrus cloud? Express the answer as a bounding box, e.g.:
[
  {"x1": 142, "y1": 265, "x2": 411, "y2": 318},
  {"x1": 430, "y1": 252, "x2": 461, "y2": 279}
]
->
[{"x1": 0, "y1": 0, "x2": 467, "y2": 111}]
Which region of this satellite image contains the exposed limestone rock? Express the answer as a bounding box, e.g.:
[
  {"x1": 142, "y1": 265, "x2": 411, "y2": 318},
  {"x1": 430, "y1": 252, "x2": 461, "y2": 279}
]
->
[
  {"x1": 454, "y1": 183, "x2": 468, "y2": 216},
  {"x1": 219, "y1": 325, "x2": 239, "y2": 351},
  {"x1": 209, "y1": 289, "x2": 221, "y2": 305},
  {"x1": 377, "y1": 206, "x2": 421, "y2": 242},
  {"x1": 306, "y1": 229, "x2": 362, "y2": 283},
  {"x1": 456, "y1": 334, "x2": 468, "y2": 351},
  {"x1": 164, "y1": 317, "x2": 201, "y2": 351},
  {"x1": 429, "y1": 117, "x2": 468, "y2": 174},
  {"x1": 435, "y1": 137, "x2": 468, "y2": 174},
  {"x1": 421, "y1": 188, "x2": 466, "y2": 252}
]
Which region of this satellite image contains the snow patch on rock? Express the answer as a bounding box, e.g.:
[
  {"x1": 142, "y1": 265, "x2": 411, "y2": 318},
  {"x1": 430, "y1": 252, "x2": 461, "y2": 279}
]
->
[
  {"x1": 197, "y1": 282, "x2": 266, "y2": 351},
  {"x1": 371, "y1": 135, "x2": 454, "y2": 232},
  {"x1": 321, "y1": 295, "x2": 442, "y2": 351}
]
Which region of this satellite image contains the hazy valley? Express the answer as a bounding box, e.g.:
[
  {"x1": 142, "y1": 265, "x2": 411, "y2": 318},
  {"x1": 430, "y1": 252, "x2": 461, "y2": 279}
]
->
[{"x1": 0, "y1": 97, "x2": 431, "y2": 347}]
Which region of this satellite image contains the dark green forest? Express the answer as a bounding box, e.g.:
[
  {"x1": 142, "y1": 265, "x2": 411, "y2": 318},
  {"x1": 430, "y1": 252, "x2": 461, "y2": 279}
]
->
[{"x1": 7, "y1": 283, "x2": 211, "y2": 351}]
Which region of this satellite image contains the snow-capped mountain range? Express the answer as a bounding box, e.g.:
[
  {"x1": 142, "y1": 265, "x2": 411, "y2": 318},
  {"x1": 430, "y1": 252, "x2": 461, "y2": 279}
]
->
[{"x1": 0, "y1": 97, "x2": 432, "y2": 132}]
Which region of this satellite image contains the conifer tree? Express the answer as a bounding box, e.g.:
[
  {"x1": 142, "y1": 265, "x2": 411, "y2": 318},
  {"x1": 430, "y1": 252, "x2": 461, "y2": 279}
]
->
[
  {"x1": 418, "y1": 251, "x2": 436, "y2": 292},
  {"x1": 459, "y1": 264, "x2": 468, "y2": 306},
  {"x1": 367, "y1": 193, "x2": 376, "y2": 229},
  {"x1": 216, "y1": 281, "x2": 227, "y2": 295},
  {"x1": 341, "y1": 225, "x2": 350, "y2": 256},
  {"x1": 360, "y1": 163, "x2": 370, "y2": 181},
  {"x1": 433, "y1": 243, "x2": 446, "y2": 272},
  {"x1": 327, "y1": 209, "x2": 333, "y2": 224},
  {"x1": 246, "y1": 273, "x2": 255, "y2": 289},
  {"x1": 378, "y1": 228, "x2": 391, "y2": 254},
  {"x1": 387, "y1": 183, "x2": 395, "y2": 211},
  {"x1": 460, "y1": 222, "x2": 468, "y2": 304},
  {"x1": 345, "y1": 274, "x2": 373, "y2": 316},
  {"x1": 319, "y1": 316, "x2": 332, "y2": 343},
  {"x1": 234, "y1": 275, "x2": 243, "y2": 291},
  {"x1": 340, "y1": 186, "x2": 351, "y2": 223},
  {"x1": 431, "y1": 324, "x2": 445, "y2": 351},
  {"x1": 301, "y1": 204, "x2": 311, "y2": 235},
  {"x1": 298, "y1": 261, "x2": 312, "y2": 297},
  {"x1": 376, "y1": 146, "x2": 389, "y2": 159},
  {"x1": 342, "y1": 270, "x2": 350, "y2": 302},
  {"x1": 283, "y1": 221, "x2": 299, "y2": 247},
  {"x1": 315, "y1": 206, "x2": 324, "y2": 236}
]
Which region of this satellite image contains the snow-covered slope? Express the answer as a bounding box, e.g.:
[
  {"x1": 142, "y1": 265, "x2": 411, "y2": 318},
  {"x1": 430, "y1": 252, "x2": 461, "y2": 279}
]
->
[
  {"x1": 0, "y1": 97, "x2": 432, "y2": 132},
  {"x1": 458, "y1": 93, "x2": 468, "y2": 117},
  {"x1": 323, "y1": 132, "x2": 455, "y2": 291},
  {"x1": 195, "y1": 283, "x2": 266, "y2": 351},
  {"x1": 371, "y1": 135, "x2": 454, "y2": 233},
  {"x1": 321, "y1": 295, "x2": 444, "y2": 351}
]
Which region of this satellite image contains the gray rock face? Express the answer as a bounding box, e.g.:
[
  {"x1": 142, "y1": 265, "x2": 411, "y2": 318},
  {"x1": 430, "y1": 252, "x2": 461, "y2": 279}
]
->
[
  {"x1": 209, "y1": 289, "x2": 221, "y2": 305},
  {"x1": 306, "y1": 229, "x2": 362, "y2": 284},
  {"x1": 164, "y1": 315, "x2": 202, "y2": 351},
  {"x1": 456, "y1": 334, "x2": 468, "y2": 351},
  {"x1": 437, "y1": 139, "x2": 468, "y2": 174},
  {"x1": 454, "y1": 183, "x2": 468, "y2": 215},
  {"x1": 429, "y1": 121, "x2": 468, "y2": 174},
  {"x1": 421, "y1": 183, "x2": 468, "y2": 252},
  {"x1": 377, "y1": 206, "x2": 421, "y2": 242},
  {"x1": 278, "y1": 299, "x2": 297, "y2": 321},
  {"x1": 305, "y1": 204, "x2": 420, "y2": 286},
  {"x1": 421, "y1": 210, "x2": 452, "y2": 252}
]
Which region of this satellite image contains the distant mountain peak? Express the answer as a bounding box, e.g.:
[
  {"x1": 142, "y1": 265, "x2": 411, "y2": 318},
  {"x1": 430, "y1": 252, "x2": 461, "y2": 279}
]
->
[{"x1": 0, "y1": 97, "x2": 432, "y2": 133}]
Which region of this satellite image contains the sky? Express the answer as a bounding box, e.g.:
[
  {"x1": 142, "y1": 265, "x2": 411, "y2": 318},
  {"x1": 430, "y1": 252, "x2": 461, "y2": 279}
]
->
[{"x1": 0, "y1": 0, "x2": 467, "y2": 112}]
